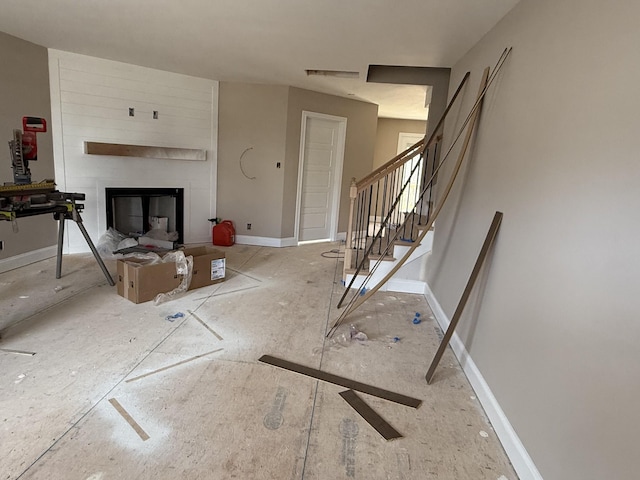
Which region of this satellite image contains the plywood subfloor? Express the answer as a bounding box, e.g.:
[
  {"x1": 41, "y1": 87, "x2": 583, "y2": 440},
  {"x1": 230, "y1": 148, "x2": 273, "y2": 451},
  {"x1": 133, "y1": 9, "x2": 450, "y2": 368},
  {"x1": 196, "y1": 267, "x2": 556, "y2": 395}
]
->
[{"x1": 0, "y1": 243, "x2": 517, "y2": 480}]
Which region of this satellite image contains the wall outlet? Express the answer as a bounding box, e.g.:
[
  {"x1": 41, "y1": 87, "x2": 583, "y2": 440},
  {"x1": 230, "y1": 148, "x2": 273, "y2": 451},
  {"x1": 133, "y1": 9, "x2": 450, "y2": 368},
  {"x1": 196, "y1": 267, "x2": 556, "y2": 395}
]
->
[
  {"x1": 247, "y1": 223, "x2": 252, "y2": 230},
  {"x1": 276, "y1": 162, "x2": 281, "y2": 168},
  {"x1": 128, "y1": 107, "x2": 135, "y2": 117},
  {"x1": 153, "y1": 110, "x2": 158, "y2": 119}
]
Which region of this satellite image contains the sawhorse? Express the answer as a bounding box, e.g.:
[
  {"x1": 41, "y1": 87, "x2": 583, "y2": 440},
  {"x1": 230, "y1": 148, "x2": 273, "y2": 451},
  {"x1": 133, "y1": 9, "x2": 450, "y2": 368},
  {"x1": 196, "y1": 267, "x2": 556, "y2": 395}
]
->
[
  {"x1": 54, "y1": 200, "x2": 115, "y2": 286},
  {"x1": 1, "y1": 191, "x2": 114, "y2": 286}
]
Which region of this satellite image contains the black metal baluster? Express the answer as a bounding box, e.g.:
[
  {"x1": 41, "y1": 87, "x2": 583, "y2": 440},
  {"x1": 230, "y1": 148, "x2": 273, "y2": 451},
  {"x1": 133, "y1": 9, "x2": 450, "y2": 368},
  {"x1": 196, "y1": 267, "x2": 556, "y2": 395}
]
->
[
  {"x1": 426, "y1": 141, "x2": 438, "y2": 224},
  {"x1": 355, "y1": 190, "x2": 365, "y2": 267},
  {"x1": 366, "y1": 185, "x2": 373, "y2": 254}
]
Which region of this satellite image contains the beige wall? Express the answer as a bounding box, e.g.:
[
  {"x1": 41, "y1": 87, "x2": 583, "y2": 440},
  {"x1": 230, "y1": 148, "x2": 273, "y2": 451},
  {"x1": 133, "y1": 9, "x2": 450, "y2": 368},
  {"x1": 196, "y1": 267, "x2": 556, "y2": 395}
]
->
[
  {"x1": 205, "y1": 83, "x2": 379, "y2": 242},
  {"x1": 0, "y1": 32, "x2": 56, "y2": 264},
  {"x1": 373, "y1": 118, "x2": 427, "y2": 169},
  {"x1": 284, "y1": 87, "x2": 378, "y2": 236},
  {"x1": 427, "y1": 1, "x2": 640, "y2": 478},
  {"x1": 217, "y1": 82, "x2": 289, "y2": 238}
]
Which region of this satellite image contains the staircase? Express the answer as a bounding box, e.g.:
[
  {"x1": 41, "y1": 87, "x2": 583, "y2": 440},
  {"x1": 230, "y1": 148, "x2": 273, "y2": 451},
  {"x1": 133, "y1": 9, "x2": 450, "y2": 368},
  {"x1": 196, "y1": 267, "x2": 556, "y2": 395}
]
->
[
  {"x1": 345, "y1": 226, "x2": 434, "y2": 294},
  {"x1": 343, "y1": 134, "x2": 441, "y2": 294},
  {"x1": 339, "y1": 66, "x2": 482, "y2": 307},
  {"x1": 331, "y1": 53, "x2": 507, "y2": 336}
]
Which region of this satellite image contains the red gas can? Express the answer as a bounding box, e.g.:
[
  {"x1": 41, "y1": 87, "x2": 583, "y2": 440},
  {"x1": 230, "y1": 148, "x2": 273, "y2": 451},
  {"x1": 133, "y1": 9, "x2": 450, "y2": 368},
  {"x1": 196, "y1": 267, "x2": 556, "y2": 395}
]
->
[{"x1": 212, "y1": 220, "x2": 235, "y2": 246}]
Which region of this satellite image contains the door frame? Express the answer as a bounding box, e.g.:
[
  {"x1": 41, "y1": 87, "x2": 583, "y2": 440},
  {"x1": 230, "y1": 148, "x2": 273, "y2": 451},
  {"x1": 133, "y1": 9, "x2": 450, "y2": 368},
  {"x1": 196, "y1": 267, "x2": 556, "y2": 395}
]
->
[{"x1": 294, "y1": 111, "x2": 347, "y2": 244}]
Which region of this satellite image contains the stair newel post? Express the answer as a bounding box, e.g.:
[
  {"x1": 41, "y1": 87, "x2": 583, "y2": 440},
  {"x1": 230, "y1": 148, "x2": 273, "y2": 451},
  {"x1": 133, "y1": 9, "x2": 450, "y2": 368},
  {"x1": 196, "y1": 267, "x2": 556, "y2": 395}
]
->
[{"x1": 344, "y1": 177, "x2": 358, "y2": 276}]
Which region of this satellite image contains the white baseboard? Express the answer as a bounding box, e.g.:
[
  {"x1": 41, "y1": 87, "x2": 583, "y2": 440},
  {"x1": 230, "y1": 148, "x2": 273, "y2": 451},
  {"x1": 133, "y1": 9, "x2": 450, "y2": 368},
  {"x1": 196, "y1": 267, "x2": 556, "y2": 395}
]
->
[
  {"x1": 423, "y1": 283, "x2": 543, "y2": 480},
  {"x1": 386, "y1": 278, "x2": 426, "y2": 294},
  {"x1": 235, "y1": 235, "x2": 297, "y2": 248},
  {"x1": 0, "y1": 245, "x2": 57, "y2": 274}
]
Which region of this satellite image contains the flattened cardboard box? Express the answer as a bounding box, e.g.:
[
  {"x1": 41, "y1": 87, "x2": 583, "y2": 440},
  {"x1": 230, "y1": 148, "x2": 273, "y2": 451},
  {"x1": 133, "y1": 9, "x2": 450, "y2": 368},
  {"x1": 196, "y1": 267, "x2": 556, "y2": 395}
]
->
[{"x1": 117, "y1": 246, "x2": 226, "y2": 304}]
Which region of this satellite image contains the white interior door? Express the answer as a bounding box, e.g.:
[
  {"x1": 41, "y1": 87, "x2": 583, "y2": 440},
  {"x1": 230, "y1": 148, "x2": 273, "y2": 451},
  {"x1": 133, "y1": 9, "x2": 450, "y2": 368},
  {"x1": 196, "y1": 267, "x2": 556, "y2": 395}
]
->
[{"x1": 296, "y1": 112, "x2": 346, "y2": 243}]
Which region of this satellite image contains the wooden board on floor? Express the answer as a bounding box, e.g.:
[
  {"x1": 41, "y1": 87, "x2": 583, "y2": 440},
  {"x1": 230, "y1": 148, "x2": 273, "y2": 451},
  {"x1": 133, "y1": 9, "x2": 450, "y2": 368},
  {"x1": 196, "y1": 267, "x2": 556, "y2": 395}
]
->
[
  {"x1": 339, "y1": 389, "x2": 403, "y2": 440},
  {"x1": 259, "y1": 354, "x2": 422, "y2": 408}
]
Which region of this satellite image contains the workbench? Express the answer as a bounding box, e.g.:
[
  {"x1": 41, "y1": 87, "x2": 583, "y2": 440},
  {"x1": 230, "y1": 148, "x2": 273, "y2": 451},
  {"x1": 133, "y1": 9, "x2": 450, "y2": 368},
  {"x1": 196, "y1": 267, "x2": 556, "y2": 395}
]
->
[{"x1": 0, "y1": 189, "x2": 115, "y2": 286}]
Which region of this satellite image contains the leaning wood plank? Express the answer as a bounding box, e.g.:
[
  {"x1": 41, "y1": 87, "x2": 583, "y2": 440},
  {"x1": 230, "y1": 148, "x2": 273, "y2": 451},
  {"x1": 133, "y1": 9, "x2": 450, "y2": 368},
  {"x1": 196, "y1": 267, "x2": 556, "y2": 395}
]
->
[
  {"x1": 339, "y1": 389, "x2": 403, "y2": 440},
  {"x1": 84, "y1": 141, "x2": 206, "y2": 161},
  {"x1": 258, "y1": 355, "x2": 421, "y2": 408},
  {"x1": 339, "y1": 66, "x2": 491, "y2": 322},
  {"x1": 426, "y1": 211, "x2": 503, "y2": 384}
]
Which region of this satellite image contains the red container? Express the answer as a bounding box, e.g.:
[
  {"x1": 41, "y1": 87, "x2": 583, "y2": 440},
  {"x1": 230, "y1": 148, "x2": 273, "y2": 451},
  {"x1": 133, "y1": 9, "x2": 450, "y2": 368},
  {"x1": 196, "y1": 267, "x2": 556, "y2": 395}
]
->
[{"x1": 212, "y1": 220, "x2": 235, "y2": 246}]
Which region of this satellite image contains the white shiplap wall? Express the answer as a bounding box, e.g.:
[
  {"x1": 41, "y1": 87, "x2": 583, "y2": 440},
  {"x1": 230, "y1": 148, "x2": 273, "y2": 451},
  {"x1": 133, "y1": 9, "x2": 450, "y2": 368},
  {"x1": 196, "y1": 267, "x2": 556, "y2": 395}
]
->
[{"x1": 48, "y1": 50, "x2": 218, "y2": 253}]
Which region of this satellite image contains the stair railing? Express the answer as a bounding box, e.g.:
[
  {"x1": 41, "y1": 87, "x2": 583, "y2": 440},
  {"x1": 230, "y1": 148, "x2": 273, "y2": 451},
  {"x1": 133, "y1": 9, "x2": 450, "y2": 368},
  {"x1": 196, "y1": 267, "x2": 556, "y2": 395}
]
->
[
  {"x1": 343, "y1": 137, "x2": 437, "y2": 279},
  {"x1": 342, "y1": 70, "x2": 473, "y2": 287},
  {"x1": 332, "y1": 49, "x2": 511, "y2": 336}
]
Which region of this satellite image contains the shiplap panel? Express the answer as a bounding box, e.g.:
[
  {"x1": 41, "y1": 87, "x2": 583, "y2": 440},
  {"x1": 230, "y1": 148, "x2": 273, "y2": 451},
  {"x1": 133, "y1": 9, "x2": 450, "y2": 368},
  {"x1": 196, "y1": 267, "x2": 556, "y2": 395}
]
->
[
  {"x1": 60, "y1": 110, "x2": 212, "y2": 133},
  {"x1": 59, "y1": 68, "x2": 213, "y2": 102},
  {"x1": 49, "y1": 49, "x2": 218, "y2": 253},
  {"x1": 62, "y1": 130, "x2": 210, "y2": 150},
  {"x1": 60, "y1": 79, "x2": 211, "y2": 111},
  {"x1": 61, "y1": 113, "x2": 211, "y2": 140},
  {"x1": 55, "y1": 51, "x2": 215, "y2": 91},
  {"x1": 64, "y1": 163, "x2": 213, "y2": 189},
  {"x1": 61, "y1": 98, "x2": 211, "y2": 121},
  {"x1": 61, "y1": 92, "x2": 211, "y2": 117}
]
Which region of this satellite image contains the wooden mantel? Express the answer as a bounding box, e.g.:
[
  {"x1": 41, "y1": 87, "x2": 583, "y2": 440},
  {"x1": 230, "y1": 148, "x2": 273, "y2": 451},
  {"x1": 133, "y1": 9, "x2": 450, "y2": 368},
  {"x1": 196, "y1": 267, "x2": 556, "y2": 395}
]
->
[{"x1": 84, "y1": 142, "x2": 207, "y2": 161}]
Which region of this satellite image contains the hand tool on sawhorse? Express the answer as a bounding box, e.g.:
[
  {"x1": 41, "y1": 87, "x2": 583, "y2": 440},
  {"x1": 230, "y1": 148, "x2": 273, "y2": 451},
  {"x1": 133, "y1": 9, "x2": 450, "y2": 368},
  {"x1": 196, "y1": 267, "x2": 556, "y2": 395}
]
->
[{"x1": 2, "y1": 116, "x2": 114, "y2": 286}]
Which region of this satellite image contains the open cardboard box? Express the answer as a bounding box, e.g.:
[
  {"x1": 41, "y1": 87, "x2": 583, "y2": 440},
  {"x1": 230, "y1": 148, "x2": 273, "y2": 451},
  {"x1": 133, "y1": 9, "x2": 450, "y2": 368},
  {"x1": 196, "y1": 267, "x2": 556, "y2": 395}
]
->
[{"x1": 117, "y1": 245, "x2": 225, "y2": 304}]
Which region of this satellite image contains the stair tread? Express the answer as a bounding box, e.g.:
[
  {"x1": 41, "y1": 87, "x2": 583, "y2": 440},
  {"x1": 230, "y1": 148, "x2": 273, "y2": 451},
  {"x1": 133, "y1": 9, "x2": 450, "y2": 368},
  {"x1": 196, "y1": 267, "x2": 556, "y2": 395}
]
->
[
  {"x1": 368, "y1": 254, "x2": 395, "y2": 261},
  {"x1": 394, "y1": 239, "x2": 419, "y2": 247}
]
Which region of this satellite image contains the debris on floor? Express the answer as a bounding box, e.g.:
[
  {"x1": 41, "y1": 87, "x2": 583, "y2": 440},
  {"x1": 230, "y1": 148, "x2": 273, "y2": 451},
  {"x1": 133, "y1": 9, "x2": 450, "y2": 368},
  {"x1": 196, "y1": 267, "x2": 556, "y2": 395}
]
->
[
  {"x1": 0, "y1": 348, "x2": 36, "y2": 356},
  {"x1": 328, "y1": 323, "x2": 368, "y2": 348}
]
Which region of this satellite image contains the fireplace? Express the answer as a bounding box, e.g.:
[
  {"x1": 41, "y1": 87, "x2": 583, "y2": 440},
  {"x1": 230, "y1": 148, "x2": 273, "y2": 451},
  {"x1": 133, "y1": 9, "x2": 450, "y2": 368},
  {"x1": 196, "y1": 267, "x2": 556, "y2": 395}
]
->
[{"x1": 105, "y1": 187, "x2": 184, "y2": 243}]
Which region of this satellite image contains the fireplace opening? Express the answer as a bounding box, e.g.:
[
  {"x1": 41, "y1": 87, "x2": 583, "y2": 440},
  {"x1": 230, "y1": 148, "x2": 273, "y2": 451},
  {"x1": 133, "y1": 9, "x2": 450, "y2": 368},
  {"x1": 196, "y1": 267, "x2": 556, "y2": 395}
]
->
[{"x1": 105, "y1": 187, "x2": 184, "y2": 244}]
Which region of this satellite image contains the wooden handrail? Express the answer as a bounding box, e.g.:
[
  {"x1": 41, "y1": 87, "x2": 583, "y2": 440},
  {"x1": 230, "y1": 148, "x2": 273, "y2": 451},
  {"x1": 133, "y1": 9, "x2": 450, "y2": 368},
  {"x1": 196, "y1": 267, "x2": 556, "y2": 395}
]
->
[{"x1": 356, "y1": 139, "x2": 425, "y2": 191}]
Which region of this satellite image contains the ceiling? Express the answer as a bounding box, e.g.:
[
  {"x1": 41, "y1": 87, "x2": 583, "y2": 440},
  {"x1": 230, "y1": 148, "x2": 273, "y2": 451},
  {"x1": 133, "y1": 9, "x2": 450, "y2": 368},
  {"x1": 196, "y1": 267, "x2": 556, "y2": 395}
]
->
[{"x1": 0, "y1": 0, "x2": 519, "y2": 120}]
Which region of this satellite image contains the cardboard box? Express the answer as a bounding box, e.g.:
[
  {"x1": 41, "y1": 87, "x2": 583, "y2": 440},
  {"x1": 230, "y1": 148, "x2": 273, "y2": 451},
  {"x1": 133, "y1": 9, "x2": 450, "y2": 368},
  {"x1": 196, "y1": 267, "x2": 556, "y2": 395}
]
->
[
  {"x1": 117, "y1": 246, "x2": 225, "y2": 303},
  {"x1": 185, "y1": 245, "x2": 226, "y2": 290},
  {"x1": 117, "y1": 257, "x2": 181, "y2": 304}
]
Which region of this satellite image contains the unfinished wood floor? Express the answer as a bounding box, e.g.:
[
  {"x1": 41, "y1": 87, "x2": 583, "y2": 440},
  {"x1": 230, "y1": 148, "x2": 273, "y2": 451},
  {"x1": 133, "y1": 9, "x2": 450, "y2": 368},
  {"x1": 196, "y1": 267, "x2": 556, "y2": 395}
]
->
[{"x1": 0, "y1": 243, "x2": 517, "y2": 480}]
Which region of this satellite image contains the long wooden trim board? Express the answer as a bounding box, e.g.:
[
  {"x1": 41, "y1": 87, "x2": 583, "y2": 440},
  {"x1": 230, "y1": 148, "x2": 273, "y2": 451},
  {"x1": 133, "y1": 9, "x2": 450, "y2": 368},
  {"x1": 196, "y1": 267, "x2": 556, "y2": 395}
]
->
[{"x1": 258, "y1": 355, "x2": 421, "y2": 408}]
